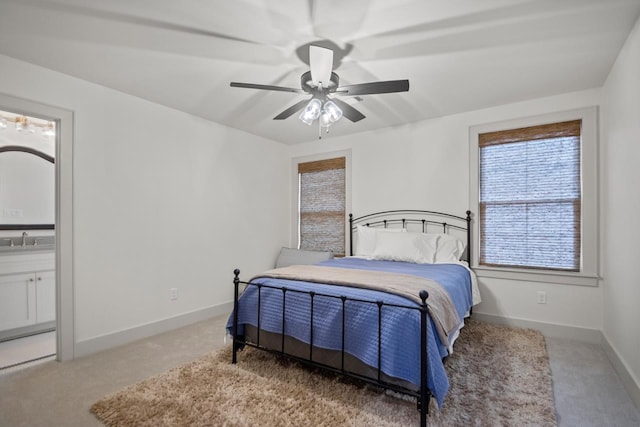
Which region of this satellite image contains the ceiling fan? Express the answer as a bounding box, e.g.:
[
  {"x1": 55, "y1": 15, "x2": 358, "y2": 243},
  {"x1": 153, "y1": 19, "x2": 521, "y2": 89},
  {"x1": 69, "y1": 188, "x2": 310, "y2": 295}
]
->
[{"x1": 230, "y1": 45, "x2": 409, "y2": 137}]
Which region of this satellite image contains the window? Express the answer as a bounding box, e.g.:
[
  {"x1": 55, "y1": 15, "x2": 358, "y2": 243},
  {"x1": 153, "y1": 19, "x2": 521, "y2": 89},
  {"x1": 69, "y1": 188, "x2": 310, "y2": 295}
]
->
[
  {"x1": 469, "y1": 107, "x2": 598, "y2": 286},
  {"x1": 479, "y1": 120, "x2": 581, "y2": 271},
  {"x1": 297, "y1": 156, "x2": 346, "y2": 256}
]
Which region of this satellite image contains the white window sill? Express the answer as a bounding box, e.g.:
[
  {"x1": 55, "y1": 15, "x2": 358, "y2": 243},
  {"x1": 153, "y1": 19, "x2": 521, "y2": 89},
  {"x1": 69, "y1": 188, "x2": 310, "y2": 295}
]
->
[{"x1": 473, "y1": 266, "x2": 600, "y2": 287}]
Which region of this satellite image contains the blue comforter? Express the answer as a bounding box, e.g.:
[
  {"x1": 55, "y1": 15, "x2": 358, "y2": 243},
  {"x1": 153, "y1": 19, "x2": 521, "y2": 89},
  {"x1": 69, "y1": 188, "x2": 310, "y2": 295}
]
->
[{"x1": 226, "y1": 258, "x2": 473, "y2": 407}]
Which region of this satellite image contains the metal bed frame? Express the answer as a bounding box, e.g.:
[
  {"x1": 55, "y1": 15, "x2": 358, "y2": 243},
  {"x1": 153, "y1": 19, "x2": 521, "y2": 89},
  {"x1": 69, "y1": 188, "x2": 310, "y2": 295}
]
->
[{"x1": 231, "y1": 209, "x2": 472, "y2": 426}]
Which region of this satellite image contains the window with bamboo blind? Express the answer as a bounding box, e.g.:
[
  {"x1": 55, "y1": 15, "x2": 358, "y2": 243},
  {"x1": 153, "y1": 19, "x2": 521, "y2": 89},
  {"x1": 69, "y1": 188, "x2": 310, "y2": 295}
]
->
[
  {"x1": 298, "y1": 157, "x2": 345, "y2": 256},
  {"x1": 479, "y1": 120, "x2": 582, "y2": 271}
]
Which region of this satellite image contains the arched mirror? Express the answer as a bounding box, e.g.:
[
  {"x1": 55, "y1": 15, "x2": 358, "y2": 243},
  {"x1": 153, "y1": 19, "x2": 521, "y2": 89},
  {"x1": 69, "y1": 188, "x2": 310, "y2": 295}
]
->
[{"x1": 0, "y1": 112, "x2": 55, "y2": 231}]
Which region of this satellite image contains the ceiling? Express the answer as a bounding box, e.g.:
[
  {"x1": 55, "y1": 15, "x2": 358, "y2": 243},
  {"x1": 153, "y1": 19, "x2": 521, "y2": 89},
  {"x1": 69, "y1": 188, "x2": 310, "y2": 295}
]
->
[{"x1": 0, "y1": 0, "x2": 639, "y2": 145}]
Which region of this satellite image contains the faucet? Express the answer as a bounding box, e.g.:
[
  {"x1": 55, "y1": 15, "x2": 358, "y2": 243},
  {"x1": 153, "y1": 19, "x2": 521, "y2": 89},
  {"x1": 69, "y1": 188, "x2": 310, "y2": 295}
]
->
[{"x1": 22, "y1": 231, "x2": 28, "y2": 247}]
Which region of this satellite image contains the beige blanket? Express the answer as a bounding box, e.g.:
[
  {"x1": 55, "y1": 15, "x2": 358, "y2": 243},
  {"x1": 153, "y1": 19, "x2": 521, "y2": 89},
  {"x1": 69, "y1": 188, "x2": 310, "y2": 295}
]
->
[{"x1": 252, "y1": 265, "x2": 461, "y2": 348}]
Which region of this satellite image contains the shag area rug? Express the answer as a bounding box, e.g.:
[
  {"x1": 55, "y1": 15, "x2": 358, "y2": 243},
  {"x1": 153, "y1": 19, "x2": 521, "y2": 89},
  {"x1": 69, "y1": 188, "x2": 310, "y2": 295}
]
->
[{"x1": 91, "y1": 320, "x2": 557, "y2": 426}]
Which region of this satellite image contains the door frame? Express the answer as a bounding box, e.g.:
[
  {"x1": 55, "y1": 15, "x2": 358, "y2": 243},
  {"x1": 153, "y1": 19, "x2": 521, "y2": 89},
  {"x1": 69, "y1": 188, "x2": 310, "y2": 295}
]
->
[{"x1": 0, "y1": 92, "x2": 75, "y2": 361}]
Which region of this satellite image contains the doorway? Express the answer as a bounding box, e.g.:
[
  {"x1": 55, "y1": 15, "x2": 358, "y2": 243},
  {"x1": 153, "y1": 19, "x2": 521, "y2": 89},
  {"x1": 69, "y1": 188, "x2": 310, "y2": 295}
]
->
[
  {"x1": 0, "y1": 93, "x2": 74, "y2": 362},
  {"x1": 0, "y1": 109, "x2": 57, "y2": 369}
]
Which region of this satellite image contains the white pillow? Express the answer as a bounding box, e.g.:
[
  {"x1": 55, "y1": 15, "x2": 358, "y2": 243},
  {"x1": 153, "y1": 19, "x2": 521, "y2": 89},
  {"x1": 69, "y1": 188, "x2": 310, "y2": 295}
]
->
[
  {"x1": 354, "y1": 225, "x2": 403, "y2": 258},
  {"x1": 416, "y1": 233, "x2": 441, "y2": 263},
  {"x1": 372, "y1": 232, "x2": 440, "y2": 264},
  {"x1": 275, "y1": 247, "x2": 333, "y2": 268},
  {"x1": 434, "y1": 233, "x2": 466, "y2": 263},
  {"x1": 355, "y1": 225, "x2": 376, "y2": 257}
]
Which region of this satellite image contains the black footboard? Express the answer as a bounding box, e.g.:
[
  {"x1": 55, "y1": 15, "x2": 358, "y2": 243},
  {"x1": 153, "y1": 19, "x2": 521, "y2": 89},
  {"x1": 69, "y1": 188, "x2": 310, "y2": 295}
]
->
[{"x1": 231, "y1": 268, "x2": 432, "y2": 427}]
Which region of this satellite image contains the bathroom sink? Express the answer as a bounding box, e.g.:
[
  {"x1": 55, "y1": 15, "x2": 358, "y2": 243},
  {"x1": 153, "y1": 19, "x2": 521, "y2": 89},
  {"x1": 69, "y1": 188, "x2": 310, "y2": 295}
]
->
[{"x1": 0, "y1": 235, "x2": 55, "y2": 253}]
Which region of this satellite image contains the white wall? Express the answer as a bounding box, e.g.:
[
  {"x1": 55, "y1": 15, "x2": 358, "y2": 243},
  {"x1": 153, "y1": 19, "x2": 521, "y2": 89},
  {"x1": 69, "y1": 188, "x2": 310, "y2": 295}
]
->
[
  {"x1": 287, "y1": 88, "x2": 603, "y2": 332},
  {"x1": 0, "y1": 54, "x2": 290, "y2": 349},
  {"x1": 601, "y1": 15, "x2": 640, "y2": 401}
]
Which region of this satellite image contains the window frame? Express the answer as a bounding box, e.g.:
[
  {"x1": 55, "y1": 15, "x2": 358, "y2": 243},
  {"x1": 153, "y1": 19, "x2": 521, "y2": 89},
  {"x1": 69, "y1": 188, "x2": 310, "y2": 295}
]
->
[
  {"x1": 291, "y1": 150, "x2": 352, "y2": 255},
  {"x1": 469, "y1": 107, "x2": 599, "y2": 286}
]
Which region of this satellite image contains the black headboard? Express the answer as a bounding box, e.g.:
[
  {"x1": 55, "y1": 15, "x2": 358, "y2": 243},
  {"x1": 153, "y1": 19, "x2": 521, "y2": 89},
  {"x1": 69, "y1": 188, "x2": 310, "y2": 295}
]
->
[{"x1": 349, "y1": 210, "x2": 472, "y2": 263}]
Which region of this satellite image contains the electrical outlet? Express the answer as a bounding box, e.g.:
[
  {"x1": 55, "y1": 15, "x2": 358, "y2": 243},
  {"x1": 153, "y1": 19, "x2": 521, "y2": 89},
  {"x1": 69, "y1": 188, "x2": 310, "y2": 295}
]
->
[
  {"x1": 536, "y1": 291, "x2": 547, "y2": 304},
  {"x1": 170, "y1": 288, "x2": 178, "y2": 301}
]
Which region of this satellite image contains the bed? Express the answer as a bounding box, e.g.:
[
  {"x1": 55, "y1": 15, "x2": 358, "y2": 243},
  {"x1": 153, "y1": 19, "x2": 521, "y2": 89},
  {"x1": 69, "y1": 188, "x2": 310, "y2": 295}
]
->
[{"x1": 227, "y1": 210, "x2": 479, "y2": 426}]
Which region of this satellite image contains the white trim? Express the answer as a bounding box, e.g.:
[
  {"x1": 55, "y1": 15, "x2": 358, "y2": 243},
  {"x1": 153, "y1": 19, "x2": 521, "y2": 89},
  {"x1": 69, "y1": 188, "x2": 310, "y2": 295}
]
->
[
  {"x1": 469, "y1": 106, "x2": 599, "y2": 285},
  {"x1": 74, "y1": 302, "x2": 233, "y2": 358},
  {"x1": 290, "y1": 149, "x2": 352, "y2": 254},
  {"x1": 0, "y1": 321, "x2": 55, "y2": 342},
  {"x1": 601, "y1": 333, "x2": 640, "y2": 410},
  {"x1": 0, "y1": 93, "x2": 75, "y2": 361},
  {"x1": 472, "y1": 312, "x2": 602, "y2": 343},
  {"x1": 474, "y1": 266, "x2": 599, "y2": 287}
]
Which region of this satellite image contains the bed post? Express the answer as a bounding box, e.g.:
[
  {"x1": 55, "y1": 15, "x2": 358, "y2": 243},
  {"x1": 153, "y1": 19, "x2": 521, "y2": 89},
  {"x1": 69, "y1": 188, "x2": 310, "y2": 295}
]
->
[
  {"x1": 465, "y1": 210, "x2": 472, "y2": 264},
  {"x1": 419, "y1": 290, "x2": 430, "y2": 427},
  {"x1": 349, "y1": 213, "x2": 354, "y2": 256},
  {"x1": 232, "y1": 268, "x2": 240, "y2": 364}
]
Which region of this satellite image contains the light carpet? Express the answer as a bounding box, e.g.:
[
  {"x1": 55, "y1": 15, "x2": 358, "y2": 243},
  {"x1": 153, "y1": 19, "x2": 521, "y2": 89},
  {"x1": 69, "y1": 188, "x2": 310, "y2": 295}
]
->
[{"x1": 91, "y1": 320, "x2": 557, "y2": 426}]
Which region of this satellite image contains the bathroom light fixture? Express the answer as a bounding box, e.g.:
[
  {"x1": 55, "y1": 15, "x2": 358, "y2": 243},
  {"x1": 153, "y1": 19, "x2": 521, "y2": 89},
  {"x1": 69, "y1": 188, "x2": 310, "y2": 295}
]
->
[
  {"x1": 14, "y1": 115, "x2": 25, "y2": 132},
  {"x1": 15, "y1": 115, "x2": 35, "y2": 133},
  {"x1": 0, "y1": 113, "x2": 55, "y2": 138},
  {"x1": 41, "y1": 122, "x2": 55, "y2": 137}
]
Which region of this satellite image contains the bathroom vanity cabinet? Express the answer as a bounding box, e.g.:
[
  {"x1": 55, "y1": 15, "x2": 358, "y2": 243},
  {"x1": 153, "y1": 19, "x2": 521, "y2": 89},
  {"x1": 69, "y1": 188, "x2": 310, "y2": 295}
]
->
[{"x1": 0, "y1": 252, "x2": 55, "y2": 340}]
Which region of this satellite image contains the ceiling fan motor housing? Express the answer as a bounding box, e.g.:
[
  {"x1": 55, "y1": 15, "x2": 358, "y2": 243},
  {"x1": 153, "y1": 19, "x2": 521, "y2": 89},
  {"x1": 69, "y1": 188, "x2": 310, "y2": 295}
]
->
[{"x1": 301, "y1": 71, "x2": 340, "y2": 97}]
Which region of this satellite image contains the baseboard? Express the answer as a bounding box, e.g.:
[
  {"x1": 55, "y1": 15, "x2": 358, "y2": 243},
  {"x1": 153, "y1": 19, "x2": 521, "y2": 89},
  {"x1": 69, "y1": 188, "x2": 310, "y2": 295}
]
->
[
  {"x1": 74, "y1": 302, "x2": 233, "y2": 358},
  {"x1": 0, "y1": 321, "x2": 56, "y2": 343},
  {"x1": 471, "y1": 312, "x2": 603, "y2": 344},
  {"x1": 601, "y1": 333, "x2": 640, "y2": 410}
]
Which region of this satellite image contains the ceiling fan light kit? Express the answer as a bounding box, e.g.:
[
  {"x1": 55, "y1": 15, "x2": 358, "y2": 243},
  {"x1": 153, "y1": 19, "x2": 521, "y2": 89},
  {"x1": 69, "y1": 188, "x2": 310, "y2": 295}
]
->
[
  {"x1": 299, "y1": 98, "x2": 322, "y2": 125},
  {"x1": 322, "y1": 100, "x2": 343, "y2": 123},
  {"x1": 299, "y1": 98, "x2": 344, "y2": 140},
  {"x1": 230, "y1": 45, "x2": 409, "y2": 139}
]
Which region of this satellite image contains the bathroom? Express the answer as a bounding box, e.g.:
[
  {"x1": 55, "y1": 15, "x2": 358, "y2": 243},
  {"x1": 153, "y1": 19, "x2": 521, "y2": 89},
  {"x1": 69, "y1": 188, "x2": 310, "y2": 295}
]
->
[{"x1": 0, "y1": 109, "x2": 56, "y2": 370}]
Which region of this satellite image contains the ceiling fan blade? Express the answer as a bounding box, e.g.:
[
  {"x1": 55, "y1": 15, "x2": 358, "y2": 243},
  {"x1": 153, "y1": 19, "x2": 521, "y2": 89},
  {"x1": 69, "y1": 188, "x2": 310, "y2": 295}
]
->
[
  {"x1": 331, "y1": 98, "x2": 366, "y2": 122},
  {"x1": 337, "y1": 80, "x2": 409, "y2": 96},
  {"x1": 273, "y1": 99, "x2": 310, "y2": 120},
  {"x1": 309, "y1": 45, "x2": 333, "y2": 87},
  {"x1": 230, "y1": 82, "x2": 305, "y2": 94}
]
